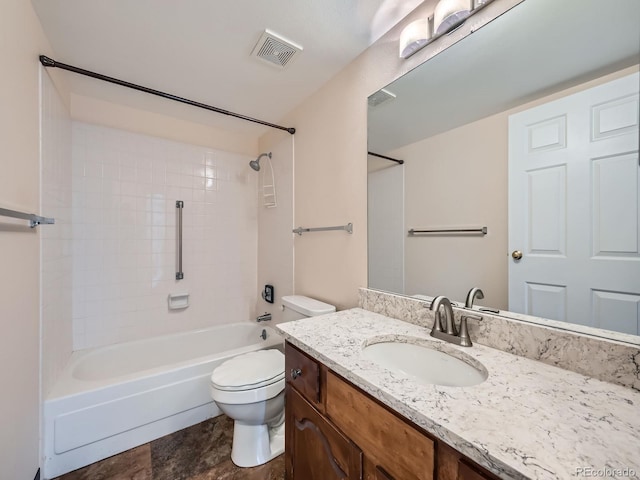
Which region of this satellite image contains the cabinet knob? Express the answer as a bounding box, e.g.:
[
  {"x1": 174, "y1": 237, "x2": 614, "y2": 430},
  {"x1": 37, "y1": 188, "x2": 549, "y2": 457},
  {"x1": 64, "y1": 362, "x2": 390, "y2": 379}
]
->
[{"x1": 290, "y1": 368, "x2": 302, "y2": 380}]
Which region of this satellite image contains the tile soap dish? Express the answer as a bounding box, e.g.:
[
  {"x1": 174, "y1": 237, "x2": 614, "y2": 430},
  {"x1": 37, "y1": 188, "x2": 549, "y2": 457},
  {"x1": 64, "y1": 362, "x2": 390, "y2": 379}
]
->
[{"x1": 168, "y1": 293, "x2": 189, "y2": 310}]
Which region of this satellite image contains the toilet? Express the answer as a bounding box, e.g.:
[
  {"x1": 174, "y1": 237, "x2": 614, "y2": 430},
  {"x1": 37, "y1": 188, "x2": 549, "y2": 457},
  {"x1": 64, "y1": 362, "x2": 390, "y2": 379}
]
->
[{"x1": 209, "y1": 295, "x2": 336, "y2": 467}]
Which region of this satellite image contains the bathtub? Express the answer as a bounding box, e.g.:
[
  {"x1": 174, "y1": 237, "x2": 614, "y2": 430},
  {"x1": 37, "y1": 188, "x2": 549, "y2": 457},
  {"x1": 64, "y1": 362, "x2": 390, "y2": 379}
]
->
[{"x1": 42, "y1": 323, "x2": 283, "y2": 479}]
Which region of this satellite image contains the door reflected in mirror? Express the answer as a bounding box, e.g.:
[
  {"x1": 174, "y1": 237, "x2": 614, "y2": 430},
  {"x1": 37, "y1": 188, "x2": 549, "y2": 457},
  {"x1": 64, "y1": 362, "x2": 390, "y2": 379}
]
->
[{"x1": 367, "y1": 0, "x2": 640, "y2": 341}]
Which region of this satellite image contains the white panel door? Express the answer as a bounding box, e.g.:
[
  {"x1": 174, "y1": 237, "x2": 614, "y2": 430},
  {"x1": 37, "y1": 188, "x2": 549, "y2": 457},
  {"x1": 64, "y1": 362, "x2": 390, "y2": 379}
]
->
[{"x1": 509, "y1": 72, "x2": 640, "y2": 333}]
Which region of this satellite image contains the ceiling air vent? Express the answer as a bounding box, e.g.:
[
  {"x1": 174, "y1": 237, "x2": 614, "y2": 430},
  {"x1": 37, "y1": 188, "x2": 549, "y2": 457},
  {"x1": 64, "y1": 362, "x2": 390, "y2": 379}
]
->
[
  {"x1": 368, "y1": 88, "x2": 396, "y2": 107},
  {"x1": 251, "y1": 29, "x2": 303, "y2": 69}
]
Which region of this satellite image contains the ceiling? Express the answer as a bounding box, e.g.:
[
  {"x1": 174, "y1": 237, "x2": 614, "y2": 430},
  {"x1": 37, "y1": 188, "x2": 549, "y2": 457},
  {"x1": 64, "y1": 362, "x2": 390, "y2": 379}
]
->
[
  {"x1": 368, "y1": 0, "x2": 640, "y2": 153},
  {"x1": 32, "y1": 0, "x2": 423, "y2": 138}
]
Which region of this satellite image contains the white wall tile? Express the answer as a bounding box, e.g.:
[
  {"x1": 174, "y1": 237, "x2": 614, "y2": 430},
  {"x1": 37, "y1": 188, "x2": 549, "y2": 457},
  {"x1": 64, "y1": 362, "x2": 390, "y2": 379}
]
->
[{"x1": 71, "y1": 122, "x2": 258, "y2": 349}]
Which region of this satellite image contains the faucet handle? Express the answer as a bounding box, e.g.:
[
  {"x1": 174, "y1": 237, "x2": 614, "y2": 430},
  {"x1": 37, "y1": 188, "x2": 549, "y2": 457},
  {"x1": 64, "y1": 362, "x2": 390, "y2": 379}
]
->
[{"x1": 459, "y1": 314, "x2": 482, "y2": 347}]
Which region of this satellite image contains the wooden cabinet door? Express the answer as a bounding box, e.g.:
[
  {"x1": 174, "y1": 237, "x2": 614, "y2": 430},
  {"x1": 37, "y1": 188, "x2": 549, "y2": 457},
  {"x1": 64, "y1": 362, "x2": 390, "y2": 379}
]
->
[
  {"x1": 286, "y1": 385, "x2": 362, "y2": 480},
  {"x1": 457, "y1": 462, "x2": 493, "y2": 480},
  {"x1": 438, "y1": 443, "x2": 498, "y2": 480},
  {"x1": 325, "y1": 372, "x2": 435, "y2": 480},
  {"x1": 374, "y1": 465, "x2": 395, "y2": 480}
]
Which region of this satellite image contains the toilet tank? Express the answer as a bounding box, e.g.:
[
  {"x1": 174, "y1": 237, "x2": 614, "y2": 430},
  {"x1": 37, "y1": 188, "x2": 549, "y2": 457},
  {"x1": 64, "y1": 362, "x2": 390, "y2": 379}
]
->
[{"x1": 281, "y1": 295, "x2": 336, "y2": 322}]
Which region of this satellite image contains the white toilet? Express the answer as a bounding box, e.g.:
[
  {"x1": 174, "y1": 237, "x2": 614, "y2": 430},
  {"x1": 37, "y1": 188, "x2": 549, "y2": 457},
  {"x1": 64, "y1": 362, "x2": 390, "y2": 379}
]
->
[{"x1": 209, "y1": 295, "x2": 336, "y2": 467}]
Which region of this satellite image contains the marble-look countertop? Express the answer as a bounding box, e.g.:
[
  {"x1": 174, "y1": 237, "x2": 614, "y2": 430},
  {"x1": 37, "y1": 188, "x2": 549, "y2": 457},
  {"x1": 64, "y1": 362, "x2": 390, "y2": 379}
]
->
[{"x1": 276, "y1": 308, "x2": 640, "y2": 480}]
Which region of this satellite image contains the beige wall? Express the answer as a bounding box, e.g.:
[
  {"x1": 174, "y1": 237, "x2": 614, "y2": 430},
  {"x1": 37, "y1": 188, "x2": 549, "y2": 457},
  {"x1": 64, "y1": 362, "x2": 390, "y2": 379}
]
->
[
  {"x1": 259, "y1": 0, "x2": 521, "y2": 310},
  {"x1": 398, "y1": 113, "x2": 509, "y2": 308},
  {"x1": 0, "y1": 1, "x2": 63, "y2": 478},
  {"x1": 71, "y1": 93, "x2": 259, "y2": 157}
]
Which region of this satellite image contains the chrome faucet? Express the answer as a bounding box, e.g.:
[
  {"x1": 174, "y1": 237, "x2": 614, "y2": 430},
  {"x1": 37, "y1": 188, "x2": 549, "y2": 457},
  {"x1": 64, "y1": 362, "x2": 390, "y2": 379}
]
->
[
  {"x1": 256, "y1": 312, "x2": 272, "y2": 322},
  {"x1": 430, "y1": 296, "x2": 457, "y2": 335},
  {"x1": 465, "y1": 287, "x2": 484, "y2": 309},
  {"x1": 430, "y1": 295, "x2": 481, "y2": 347}
]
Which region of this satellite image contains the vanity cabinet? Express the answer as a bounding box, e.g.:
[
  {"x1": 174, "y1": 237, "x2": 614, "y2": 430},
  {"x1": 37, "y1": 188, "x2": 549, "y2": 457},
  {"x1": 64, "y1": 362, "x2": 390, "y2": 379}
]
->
[
  {"x1": 437, "y1": 442, "x2": 499, "y2": 480},
  {"x1": 286, "y1": 386, "x2": 362, "y2": 479},
  {"x1": 285, "y1": 342, "x2": 499, "y2": 480}
]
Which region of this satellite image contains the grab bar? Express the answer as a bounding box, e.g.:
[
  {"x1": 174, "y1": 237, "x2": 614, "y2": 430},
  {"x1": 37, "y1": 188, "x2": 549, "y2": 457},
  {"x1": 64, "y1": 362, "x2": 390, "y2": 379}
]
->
[
  {"x1": 0, "y1": 207, "x2": 55, "y2": 228},
  {"x1": 293, "y1": 223, "x2": 353, "y2": 236},
  {"x1": 176, "y1": 201, "x2": 184, "y2": 280},
  {"x1": 408, "y1": 226, "x2": 487, "y2": 235}
]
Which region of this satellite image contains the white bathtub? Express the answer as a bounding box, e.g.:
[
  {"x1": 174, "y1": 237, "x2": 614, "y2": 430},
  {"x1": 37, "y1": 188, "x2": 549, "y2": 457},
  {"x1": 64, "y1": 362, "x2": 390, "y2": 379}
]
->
[{"x1": 42, "y1": 323, "x2": 283, "y2": 479}]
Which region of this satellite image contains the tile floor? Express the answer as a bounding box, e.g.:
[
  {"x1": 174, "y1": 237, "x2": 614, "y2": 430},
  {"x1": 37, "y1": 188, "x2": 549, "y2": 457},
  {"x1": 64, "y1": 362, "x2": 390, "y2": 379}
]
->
[{"x1": 54, "y1": 416, "x2": 284, "y2": 480}]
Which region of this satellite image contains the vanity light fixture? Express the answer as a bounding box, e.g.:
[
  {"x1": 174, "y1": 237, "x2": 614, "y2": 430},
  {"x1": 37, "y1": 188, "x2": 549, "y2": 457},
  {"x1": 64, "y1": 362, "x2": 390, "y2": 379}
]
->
[
  {"x1": 433, "y1": 0, "x2": 473, "y2": 36},
  {"x1": 399, "y1": 0, "x2": 493, "y2": 59},
  {"x1": 399, "y1": 18, "x2": 432, "y2": 59}
]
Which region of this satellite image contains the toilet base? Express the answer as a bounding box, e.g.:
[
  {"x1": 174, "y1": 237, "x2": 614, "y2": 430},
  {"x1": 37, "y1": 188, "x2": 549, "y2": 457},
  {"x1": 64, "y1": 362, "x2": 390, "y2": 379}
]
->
[{"x1": 230, "y1": 420, "x2": 285, "y2": 467}]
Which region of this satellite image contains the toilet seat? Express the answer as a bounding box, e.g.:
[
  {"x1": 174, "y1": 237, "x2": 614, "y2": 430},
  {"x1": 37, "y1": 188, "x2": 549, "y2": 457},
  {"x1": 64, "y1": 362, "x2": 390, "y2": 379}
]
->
[
  {"x1": 211, "y1": 378, "x2": 285, "y2": 405},
  {"x1": 212, "y1": 372, "x2": 285, "y2": 392},
  {"x1": 210, "y1": 349, "x2": 285, "y2": 405}
]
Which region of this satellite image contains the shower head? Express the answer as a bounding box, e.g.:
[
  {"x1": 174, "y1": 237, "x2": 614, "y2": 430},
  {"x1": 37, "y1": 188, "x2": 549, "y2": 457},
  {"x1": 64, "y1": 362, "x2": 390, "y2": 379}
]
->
[{"x1": 249, "y1": 152, "x2": 272, "y2": 171}]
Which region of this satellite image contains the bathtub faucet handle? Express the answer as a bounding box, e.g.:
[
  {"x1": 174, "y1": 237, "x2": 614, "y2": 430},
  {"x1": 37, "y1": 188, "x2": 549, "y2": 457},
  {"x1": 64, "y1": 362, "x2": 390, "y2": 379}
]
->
[{"x1": 256, "y1": 312, "x2": 272, "y2": 322}]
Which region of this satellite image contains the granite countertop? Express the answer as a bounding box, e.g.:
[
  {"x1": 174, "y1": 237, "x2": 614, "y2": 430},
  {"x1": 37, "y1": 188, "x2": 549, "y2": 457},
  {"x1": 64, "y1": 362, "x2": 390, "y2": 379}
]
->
[{"x1": 276, "y1": 308, "x2": 640, "y2": 480}]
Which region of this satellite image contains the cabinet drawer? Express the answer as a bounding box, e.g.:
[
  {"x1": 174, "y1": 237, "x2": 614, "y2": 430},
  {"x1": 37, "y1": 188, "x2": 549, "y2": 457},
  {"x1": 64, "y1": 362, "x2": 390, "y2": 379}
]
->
[
  {"x1": 285, "y1": 342, "x2": 321, "y2": 407},
  {"x1": 326, "y1": 371, "x2": 435, "y2": 480}
]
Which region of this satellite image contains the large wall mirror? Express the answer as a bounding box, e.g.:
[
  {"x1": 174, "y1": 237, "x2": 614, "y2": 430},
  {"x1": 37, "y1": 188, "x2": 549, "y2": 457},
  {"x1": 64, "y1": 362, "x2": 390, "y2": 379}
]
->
[{"x1": 367, "y1": 0, "x2": 640, "y2": 343}]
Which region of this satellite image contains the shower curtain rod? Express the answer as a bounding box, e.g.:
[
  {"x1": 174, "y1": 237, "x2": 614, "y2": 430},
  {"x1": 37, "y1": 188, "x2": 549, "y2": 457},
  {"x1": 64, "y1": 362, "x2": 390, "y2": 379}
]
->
[
  {"x1": 367, "y1": 151, "x2": 404, "y2": 165},
  {"x1": 39, "y1": 55, "x2": 296, "y2": 135}
]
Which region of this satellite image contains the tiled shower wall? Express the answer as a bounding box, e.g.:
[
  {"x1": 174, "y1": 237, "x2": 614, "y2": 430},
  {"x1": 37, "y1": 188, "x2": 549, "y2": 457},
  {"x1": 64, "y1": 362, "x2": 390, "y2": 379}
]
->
[
  {"x1": 72, "y1": 123, "x2": 258, "y2": 350},
  {"x1": 40, "y1": 70, "x2": 73, "y2": 396}
]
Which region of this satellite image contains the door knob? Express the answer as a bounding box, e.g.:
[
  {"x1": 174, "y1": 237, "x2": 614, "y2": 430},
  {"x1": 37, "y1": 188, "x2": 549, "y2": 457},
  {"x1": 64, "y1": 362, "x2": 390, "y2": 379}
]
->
[{"x1": 511, "y1": 250, "x2": 523, "y2": 260}]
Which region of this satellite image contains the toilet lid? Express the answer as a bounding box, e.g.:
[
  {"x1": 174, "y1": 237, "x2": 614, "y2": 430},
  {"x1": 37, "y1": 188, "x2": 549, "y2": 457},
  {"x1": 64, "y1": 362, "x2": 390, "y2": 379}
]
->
[{"x1": 211, "y1": 349, "x2": 284, "y2": 391}]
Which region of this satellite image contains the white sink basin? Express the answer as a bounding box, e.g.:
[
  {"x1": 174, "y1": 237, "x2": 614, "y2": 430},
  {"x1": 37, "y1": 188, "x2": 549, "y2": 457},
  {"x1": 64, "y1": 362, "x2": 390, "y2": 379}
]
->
[{"x1": 361, "y1": 341, "x2": 487, "y2": 387}]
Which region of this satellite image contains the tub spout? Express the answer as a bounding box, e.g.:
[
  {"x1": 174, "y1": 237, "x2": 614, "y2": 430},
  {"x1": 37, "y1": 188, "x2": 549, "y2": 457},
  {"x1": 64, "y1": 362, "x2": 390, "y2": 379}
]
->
[{"x1": 257, "y1": 312, "x2": 272, "y2": 322}]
